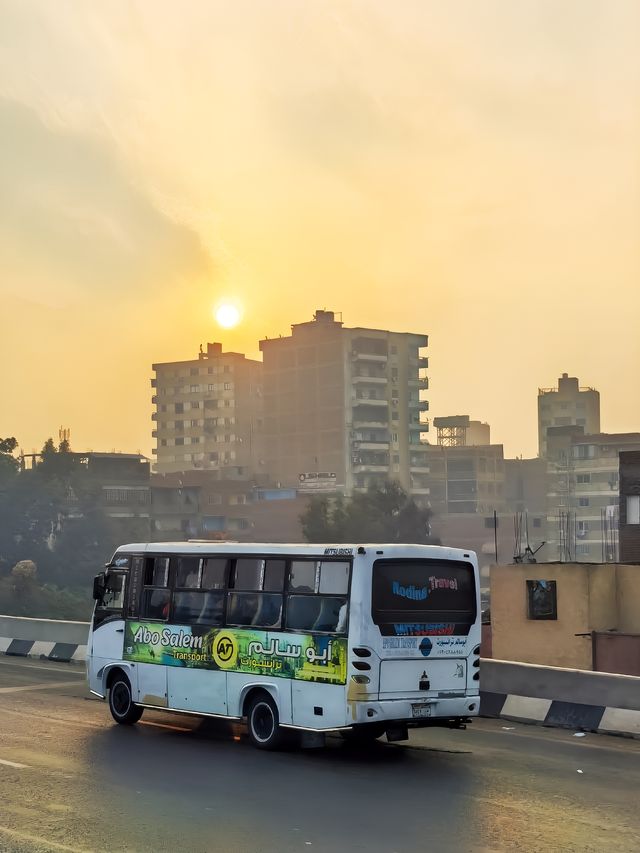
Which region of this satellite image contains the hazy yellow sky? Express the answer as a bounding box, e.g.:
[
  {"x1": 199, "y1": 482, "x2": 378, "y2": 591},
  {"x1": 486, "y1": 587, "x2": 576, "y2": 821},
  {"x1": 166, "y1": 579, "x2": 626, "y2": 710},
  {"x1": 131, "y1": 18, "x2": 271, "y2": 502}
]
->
[{"x1": 1, "y1": 0, "x2": 639, "y2": 459}]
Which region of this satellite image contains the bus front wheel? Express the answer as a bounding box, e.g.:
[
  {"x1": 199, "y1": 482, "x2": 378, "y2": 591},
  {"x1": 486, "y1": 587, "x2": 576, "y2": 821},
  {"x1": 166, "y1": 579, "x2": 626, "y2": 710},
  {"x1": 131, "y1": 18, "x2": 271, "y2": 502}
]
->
[
  {"x1": 108, "y1": 674, "x2": 143, "y2": 725},
  {"x1": 246, "y1": 692, "x2": 285, "y2": 750}
]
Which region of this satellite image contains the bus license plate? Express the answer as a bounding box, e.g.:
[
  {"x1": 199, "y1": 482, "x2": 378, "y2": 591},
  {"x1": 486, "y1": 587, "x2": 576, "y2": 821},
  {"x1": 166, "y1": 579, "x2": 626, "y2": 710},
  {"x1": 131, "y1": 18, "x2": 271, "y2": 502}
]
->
[{"x1": 412, "y1": 703, "x2": 432, "y2": 719}]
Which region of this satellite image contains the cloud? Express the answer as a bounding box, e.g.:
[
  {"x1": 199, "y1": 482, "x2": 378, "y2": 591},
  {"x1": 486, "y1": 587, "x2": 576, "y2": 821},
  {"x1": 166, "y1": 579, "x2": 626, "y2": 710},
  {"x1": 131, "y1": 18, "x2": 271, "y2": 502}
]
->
[{"x1": 0, "y1": 98, "x2": 212, "y2": 304}]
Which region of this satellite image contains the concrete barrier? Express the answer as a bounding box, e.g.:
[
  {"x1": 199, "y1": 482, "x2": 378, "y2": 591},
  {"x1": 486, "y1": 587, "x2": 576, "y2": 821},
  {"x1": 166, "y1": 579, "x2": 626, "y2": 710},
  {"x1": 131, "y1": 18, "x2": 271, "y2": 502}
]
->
[
  {"x1": 0, "y1": 615, "x2": 89, "y2": 663},
  {"x1": 481, "y1": 658, "x2": 640, "y2": 738},
  {"x1": 1, "y1": 616, "x2": 639, "y2": 737}
]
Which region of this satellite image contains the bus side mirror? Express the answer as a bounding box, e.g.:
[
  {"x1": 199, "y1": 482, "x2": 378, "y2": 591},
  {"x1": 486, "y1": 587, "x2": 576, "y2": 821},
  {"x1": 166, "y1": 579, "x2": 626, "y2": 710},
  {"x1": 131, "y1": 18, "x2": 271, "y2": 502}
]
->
[{"x1": 93, "y1": 572, "x2": 106, "y2": 601}]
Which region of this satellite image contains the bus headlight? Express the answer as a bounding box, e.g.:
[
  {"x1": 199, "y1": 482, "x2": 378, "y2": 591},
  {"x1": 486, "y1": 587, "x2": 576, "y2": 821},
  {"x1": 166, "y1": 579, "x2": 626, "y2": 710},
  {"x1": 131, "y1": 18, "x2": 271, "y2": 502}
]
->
[{"x1": 351, "y1": 675, "x2": 370, "y2": 684}]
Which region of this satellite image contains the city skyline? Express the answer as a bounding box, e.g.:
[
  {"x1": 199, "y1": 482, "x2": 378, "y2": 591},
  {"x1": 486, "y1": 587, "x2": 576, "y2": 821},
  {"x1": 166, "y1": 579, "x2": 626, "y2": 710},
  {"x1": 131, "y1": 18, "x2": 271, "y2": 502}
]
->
[{"x1": 1, "y1": 1, "x2": 639, "y2": 458}]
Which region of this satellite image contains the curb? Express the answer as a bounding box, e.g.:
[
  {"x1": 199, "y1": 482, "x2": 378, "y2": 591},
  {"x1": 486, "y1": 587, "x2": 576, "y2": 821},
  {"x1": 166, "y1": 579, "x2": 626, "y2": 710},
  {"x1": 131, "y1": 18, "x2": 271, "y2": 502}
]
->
[
  {"x1": 481, "y1": 690, "x2": 640, "y2": 740},
  {"x1": 0, "y1": 637, "x2": 86, "y2": 664}
]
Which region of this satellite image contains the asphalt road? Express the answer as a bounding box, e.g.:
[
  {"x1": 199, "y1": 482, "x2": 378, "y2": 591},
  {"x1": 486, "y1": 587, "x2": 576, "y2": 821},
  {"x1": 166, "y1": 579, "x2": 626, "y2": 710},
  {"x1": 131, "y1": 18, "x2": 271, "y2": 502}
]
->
[{"x1": 1, "y1": 656, "x2": 639, "y2": 853}]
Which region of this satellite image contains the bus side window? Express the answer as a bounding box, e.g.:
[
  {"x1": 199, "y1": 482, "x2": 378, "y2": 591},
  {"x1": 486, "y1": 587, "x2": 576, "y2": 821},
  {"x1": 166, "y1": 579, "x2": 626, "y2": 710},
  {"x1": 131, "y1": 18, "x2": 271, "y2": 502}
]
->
[
  {"x1": 140, "y1": 557, "x2": 171, "y2": 621},
  {"x1": 174, "y1": 556, "x2": 202, "y2": 589},
  {"x1": 318, "y1": 561, "x2": 350, "y2": 595},
  {"x1": 285, "y1": 595, "x2": 320, "y2": 631}
]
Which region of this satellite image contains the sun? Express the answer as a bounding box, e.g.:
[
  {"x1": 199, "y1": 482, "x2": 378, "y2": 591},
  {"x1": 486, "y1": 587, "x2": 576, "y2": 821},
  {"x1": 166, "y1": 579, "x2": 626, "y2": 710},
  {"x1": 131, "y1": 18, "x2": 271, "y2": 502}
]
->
[{"x1": 215, "y1": 303, "x2": 241, "y2": 329}]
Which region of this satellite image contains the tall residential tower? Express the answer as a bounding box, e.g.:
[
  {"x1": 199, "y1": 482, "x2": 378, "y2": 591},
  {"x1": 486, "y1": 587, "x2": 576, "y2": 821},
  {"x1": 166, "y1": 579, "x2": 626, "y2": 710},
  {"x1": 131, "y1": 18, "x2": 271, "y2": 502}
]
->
[
  {"x1": 151, "y1": 343, "x2": 263, "y2": 475},
  {"x1": 538, "y1": 373, "x2": 600, "y2": 458},
  {"x1": 259, "y1": 310, "x2": 429, "y2": 499}
]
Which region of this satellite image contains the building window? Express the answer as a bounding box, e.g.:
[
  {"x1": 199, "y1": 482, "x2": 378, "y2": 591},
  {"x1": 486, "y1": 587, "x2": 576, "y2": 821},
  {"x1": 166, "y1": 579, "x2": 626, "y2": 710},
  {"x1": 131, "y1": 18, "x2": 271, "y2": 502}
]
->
[
  {"x1": 533, "y1": 517, "x2": 542, "y2": 529},
  {"x1": 390, "y1": 345, "x2": 397, "y2": 355},
  {"x1": 526, "y1": 580, "x2": 557, "y2": 620},
  {"x1": 208, "y1": 384, "x2": 215, "y2": 392},
  {"x1": 190, "y1": 384, "x2": 199, "y2": 393},
  {"x1": 573, "y1": 444, "x2": 595, "y2": 460},
  {"x1": 627, "y1": 495, "x2": 640, "y2": 525},
  {"x1": 576, "y1": 474, "x2": 591, "y2": 484},
  {"x1": 578, "y1": 497, "x2": 589, "y2": 507},
  {"x1": 190, "y1": 368, "x2": 198, "y2": 376},
  {"x1": 576, "y1": 544, "x2": 590, "y2": 557}
]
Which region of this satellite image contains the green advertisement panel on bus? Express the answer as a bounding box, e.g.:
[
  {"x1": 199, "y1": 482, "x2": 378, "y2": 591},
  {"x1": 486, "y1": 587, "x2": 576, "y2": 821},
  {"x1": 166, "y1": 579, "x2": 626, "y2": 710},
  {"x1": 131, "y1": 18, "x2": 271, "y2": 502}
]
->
[{"x1": 123, "y1": 621, "x2": 347, "y2": 685}]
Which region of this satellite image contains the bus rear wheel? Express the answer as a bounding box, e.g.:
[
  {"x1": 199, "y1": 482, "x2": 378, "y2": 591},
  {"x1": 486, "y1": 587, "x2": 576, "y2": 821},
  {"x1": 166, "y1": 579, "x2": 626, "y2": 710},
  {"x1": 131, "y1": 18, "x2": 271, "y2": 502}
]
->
[
  {"x1": 108, "y1": 674, "x2": 143, "y2": 725},
  {"x1": 246, "y1": 692, "x2": 285, "y2": 750}
]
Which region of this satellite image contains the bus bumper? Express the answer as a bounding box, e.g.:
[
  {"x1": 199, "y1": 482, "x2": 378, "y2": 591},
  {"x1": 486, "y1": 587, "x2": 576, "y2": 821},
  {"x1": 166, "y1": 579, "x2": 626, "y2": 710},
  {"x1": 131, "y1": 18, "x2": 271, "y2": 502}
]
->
[{"x1": 351, "y1": 695, "x2": 480, "y2": 726}]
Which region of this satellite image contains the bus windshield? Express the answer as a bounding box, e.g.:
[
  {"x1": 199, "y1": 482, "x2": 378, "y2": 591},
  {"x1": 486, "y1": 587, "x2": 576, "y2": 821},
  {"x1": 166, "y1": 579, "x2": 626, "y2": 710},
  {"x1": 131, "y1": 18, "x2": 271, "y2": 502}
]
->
[{"x1": 371, "y1": 559, "x2": 477, "y2": 635}]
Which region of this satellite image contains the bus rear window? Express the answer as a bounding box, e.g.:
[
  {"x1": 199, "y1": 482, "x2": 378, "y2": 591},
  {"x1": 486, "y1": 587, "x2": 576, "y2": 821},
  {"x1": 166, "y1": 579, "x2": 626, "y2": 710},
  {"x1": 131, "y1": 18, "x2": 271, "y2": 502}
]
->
[{"x1": 371, "y1": 559, "x2": 476, "y2": 635}]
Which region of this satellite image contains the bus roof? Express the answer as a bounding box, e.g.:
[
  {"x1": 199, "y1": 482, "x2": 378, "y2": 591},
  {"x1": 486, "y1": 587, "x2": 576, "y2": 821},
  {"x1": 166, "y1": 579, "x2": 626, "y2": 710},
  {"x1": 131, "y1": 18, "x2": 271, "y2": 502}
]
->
[{"x1": 113, "y1": 542, "x2": 477, "y2": 562}]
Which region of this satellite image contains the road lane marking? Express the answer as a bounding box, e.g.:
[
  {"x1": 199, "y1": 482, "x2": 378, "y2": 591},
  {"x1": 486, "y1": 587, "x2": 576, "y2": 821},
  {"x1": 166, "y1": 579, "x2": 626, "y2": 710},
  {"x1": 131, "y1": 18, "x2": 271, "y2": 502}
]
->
[
  {"x1": 0, "y1": 681, "x2": 81, "y2": 694},
  {"x1": 0, "y1": 658, "x2": 85, "y2": 674},
  {"x1": 139, "y1": 719, "x2": 193, "y2": 732},
  {"x1": 0, "y1": 757, "x2": 30, "y2": 769},
  {"x1": 0, "y1": 826, "x2": 94, "y2": 852}
]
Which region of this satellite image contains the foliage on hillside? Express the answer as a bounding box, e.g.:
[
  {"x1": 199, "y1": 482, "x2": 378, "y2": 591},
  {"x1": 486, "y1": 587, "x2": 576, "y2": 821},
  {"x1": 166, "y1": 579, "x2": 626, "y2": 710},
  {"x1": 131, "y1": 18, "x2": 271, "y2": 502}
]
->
[
  {"x1": 300, "y1": 480, "x2": 439, "y2": 545},
  {"x1": 0, "y1": 436, "x2": 136, "y2": 618}
]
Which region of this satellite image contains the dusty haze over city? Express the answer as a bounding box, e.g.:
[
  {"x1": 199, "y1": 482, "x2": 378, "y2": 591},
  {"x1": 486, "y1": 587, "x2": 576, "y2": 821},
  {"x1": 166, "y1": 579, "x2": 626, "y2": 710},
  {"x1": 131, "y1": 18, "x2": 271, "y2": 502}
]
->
[{"x1": 1, "y1": 0, "x2": 639, "y2": 458}]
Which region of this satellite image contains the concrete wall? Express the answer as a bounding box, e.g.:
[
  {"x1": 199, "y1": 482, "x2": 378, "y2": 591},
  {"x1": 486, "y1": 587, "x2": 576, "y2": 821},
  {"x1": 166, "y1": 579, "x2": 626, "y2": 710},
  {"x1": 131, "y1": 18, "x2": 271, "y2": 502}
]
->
[
  {"x1": 482, "y1": 658, "x2": 640, "y2": 712},
  {"x1": 491, "y1": 563, "x2": 592, "y2": 668},
  {"x1": 0, "y1": 615, "x2": 89, "y2": 645},
  {"x1": 617, "y1": 565, "x2": 640, "y2": 632},
  {"x1": 491, "y1": 562, "x2": 640, "y2": 670}
]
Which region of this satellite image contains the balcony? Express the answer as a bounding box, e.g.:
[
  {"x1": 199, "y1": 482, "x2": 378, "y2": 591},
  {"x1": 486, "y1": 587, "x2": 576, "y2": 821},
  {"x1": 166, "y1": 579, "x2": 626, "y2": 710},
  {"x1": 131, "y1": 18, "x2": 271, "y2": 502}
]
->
[
  {"x1": 353, "y1": 441, "x2": 390, "y2": 451},
  {"x1": 410, "y1": 487, "x2": 430, "y2": 495},
  {"x1": 352, "y1": 464, "x2": 390, "y2": 474},
  {"x1": 353, "y1": 418, "x2": 389, "y2": 429},
  {"x1": 409, "y1": 439, "x2": 429, "y2": 449},
  {"x1": 151, "y1": 413, "x2": 158, "y2": 421},
  {"x1": 353, "y1": 396, "x2": 388, "y2": 407},
  {"x1": 151, "y1": 395, "x2": 158, "y2": 404},
  {"x1": 151, "y1": 378, "x2": 157, "y2": 387},
  {"x1": 152, "y1": 430, "x2": 158, "y2": 438},
  {"x1": 409, "y1": 377, "x2": 429, "y2": 390},
  {"x1": 352, "y1": 350, "x2": 387, "y2": 363},
  {"x1": 352, "y1": 374, "x2": 388, "y2": 384}
]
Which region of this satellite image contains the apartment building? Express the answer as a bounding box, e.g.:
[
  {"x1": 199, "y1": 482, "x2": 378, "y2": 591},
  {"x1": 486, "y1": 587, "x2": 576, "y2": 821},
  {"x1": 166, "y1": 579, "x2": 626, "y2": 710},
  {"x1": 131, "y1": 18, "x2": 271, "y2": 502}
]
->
[
  {"x1": 545, "y1": 431, "x2": 640, "y2": 562},
  {"x1": 259, "y1": 310, "x2": 429, "y2": 498},
  {"x1": 150, "y1": 470, "x2": 307, "y2": 543},
  {"x1": 151, "y1": 343, "x2": 264, "y2": 475},
  {"x1": 538, "y1": 373, "x2": 600, "y2": 458},
  {"x1": 425, "y1": 443, "x2": 506, "y2": 516}
]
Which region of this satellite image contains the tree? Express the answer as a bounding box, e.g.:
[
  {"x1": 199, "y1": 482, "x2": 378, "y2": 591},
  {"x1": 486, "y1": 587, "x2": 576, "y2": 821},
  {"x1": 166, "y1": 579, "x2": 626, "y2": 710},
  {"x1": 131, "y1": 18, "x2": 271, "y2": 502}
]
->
[
  {"x1": 301, "y1": 480, "x2": 439, "y2": 545},
  {"x1": 0, "y1": 436, "x2": 19, "y2": 483}
]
